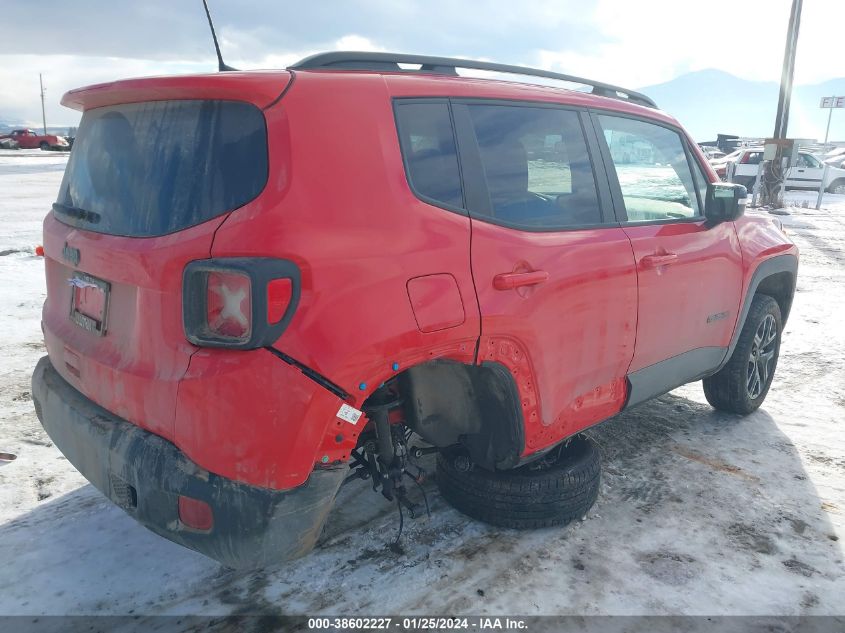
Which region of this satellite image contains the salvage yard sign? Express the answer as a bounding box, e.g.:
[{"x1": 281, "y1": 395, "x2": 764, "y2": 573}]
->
[
  {"x1": 820, "y1": 96, "x2": 845, "y2": 108},
  {"x1": 820, "y1": 96, "x2": 845, "y2": 144}
]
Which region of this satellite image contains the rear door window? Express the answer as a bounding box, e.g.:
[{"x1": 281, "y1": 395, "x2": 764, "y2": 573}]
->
[
  {"x1": 394, "y1": 101, "x2": 464, "y2": 210},
  {"x1": 465, "y1": 104, "x2": 602, "y2": 229},
  {"x1": 55, "y1": 100, "x2": 268, "y2": 237}
]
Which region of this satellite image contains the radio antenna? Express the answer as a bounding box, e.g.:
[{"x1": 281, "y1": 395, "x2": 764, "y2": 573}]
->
[{"x1": 201, "y1": 0, "x2": 237, "y2": 71}]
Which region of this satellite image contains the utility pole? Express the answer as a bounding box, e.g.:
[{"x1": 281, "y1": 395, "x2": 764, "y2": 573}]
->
[
  {"x1": 761, "y1": 0, "x2": 803, "y2": 206},
  {"x1": 772, "y1": 0, "x2": 802, "y2": 139},
  {"x1": 39, "y1": 73, "x2": 47, "y2": 135}
]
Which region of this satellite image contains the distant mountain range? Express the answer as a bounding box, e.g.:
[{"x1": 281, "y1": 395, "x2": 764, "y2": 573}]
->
[
  {"x1": 4, "y1": 69, "x2": 844, "y2": 144},
  {"x1": 640, "y1": 69, "x2": 845, "y2": 143}
]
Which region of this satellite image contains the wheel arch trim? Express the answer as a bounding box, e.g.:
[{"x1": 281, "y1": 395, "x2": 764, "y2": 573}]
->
[
  {"x1": 398, "y1": 358, "x2": 526, "y2": 471},
  {"x1": 717, "y1": 252, "x2": 798, "y2": 373}
]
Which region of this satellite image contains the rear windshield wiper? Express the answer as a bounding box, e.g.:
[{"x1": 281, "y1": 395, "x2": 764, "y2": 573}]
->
[{"x1": 52, "y1": 202, "x2": 101, "y2": 224}]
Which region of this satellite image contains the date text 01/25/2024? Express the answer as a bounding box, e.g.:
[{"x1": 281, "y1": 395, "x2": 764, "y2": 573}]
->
[{"x1": 307, "y1": 617, "x2": 528, "y2": 630}]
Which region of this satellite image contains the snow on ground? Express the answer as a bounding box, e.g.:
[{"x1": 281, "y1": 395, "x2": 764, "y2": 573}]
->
[{"x1": 0, "y1": 150, "x2": 843, "y2": 619}]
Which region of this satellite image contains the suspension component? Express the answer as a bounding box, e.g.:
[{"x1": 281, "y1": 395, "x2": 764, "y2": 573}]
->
[{"x1": 342, "y1": 382, "x2": 431, "y2": 540}]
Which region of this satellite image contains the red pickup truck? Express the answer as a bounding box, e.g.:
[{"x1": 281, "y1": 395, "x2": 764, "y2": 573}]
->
[{"x1": 1, "y1": 128, "x2": 69, "y2": 151}]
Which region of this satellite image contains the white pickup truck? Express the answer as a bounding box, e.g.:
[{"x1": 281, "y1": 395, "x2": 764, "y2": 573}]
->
[{"x1": 712, "y1": 148, "x2": 845, "y2": 194}]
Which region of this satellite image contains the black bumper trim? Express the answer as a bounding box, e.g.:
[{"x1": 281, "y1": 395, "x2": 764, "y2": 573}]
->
[{"x1": 31, "y1": 356, "x2": 345, "y2": 569}]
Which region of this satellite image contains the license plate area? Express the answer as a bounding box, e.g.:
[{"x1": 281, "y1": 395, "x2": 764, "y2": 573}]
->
[{"x1": 69, "y1": 272, "x2": 110, "y2": 336}]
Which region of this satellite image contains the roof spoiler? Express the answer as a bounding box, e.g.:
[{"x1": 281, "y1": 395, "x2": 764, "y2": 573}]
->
[{"x1": 289, "y1": 51, "x2": 657, "y2": 109}]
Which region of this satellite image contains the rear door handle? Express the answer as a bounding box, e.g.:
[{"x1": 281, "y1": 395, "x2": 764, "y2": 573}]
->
[
  {"x1": 640, "y1": 253, "x2": 678, "y2": 268},
  {"x1": 493, "y1": 270, "x2": 549, "y2": 290}
]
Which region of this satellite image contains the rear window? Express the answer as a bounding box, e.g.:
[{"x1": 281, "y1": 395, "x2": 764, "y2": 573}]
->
[
  {"x1": 394, "y1": 101, "x2": 464, "y2": 210},
  {"x1": 55, "y1": 100, "x2": 268, "y2": 237}
]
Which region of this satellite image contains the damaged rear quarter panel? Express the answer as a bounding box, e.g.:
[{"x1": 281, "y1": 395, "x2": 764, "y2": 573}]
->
[{"x1": 174, "y1": 348, "x2": 347, "y2": 489}]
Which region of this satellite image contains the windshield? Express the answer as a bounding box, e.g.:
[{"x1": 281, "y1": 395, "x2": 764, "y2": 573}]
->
[{"x1": 55, "y1": 99, "x2": 268, "y2": 237}]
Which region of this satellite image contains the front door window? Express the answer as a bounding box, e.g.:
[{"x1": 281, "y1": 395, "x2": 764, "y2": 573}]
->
[{"x1": 598, "y1": 115, "x2": 702, "y2": 222}]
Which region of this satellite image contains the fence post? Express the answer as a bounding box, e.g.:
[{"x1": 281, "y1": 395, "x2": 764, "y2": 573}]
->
[
  {"x1": 816, "y1": 164, "x2": 829, "y2": 210},
  {"x1": 752, "y1": 161, "x2": 764, "y2": 207}
]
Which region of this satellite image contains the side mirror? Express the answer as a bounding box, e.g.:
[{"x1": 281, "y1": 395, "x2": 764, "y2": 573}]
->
[{"x1": 704, "y1": 182, "x2": 746, "y2": 224}]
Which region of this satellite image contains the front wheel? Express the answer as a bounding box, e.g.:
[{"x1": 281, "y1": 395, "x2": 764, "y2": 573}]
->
[{"x1": 703, "y1": 294, "x2": 782, "y2": 414}]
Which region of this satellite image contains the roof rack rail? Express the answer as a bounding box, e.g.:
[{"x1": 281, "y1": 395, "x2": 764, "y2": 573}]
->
[{"x1": 289, "y1": 51, "x2": 657, "y2": 109}]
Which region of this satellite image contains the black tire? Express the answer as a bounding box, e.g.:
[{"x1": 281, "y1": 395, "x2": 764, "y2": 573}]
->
[
  {"x1": 436, "y1": 435, "x2": 600, "y2": 529},
  {"x1": 826, "y1": 178, "x2": 845, "y2": 194},
  {"x1": 39, "y1": 141, "x2": 50, "y2": 151},
  {"x1": 703, "y1": 294, "x2": 782, "y2": 414}
]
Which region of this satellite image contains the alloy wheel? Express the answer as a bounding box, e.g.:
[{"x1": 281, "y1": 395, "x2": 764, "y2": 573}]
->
[{"x1": 747, "y1": 314, "x2": 778, "y2": 400}]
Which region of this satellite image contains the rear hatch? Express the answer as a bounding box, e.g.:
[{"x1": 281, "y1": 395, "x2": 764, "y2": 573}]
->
[{"x1": 41, "y1": 72, "x2": 289, "y2": 440}]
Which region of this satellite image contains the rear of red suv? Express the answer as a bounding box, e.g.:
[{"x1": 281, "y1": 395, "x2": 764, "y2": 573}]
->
[
  {"x1": 32, "y1": 63, "x2": 483, "y2": 568},
  {"x1": 31, "y1": 70, "x2": 360, "y2": 568}
]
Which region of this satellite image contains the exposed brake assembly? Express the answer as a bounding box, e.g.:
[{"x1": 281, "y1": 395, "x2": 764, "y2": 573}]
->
[{"x1": 344, "y1": 382, "x2": 432, "y2": 545}]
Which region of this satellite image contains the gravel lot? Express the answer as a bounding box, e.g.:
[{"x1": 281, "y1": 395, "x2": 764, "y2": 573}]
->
[{"x1": 0, "y1": 149, "x2": 843, "y2": 620}]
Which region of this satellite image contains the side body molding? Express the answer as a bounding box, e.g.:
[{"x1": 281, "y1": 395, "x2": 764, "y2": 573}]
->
[{"x1": 625, "y1": 347, "x2": 726, "y2": 410}]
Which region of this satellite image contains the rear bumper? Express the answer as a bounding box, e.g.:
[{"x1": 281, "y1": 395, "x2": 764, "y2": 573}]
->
[{"x1": 31, "y1": 355, "x2": 345, "y2": 569}]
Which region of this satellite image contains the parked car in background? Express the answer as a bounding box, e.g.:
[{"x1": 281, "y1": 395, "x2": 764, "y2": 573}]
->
[
  {"x1": 709, "y1": 148, "x2": 742, "y2": 170},
  {"x1": 699, "y1": 146, "x2": 726, "y2": 161},
  {"x1": 822, "y1": 147, "x2": 845, "y2": 163},
  {"x1": 0, "y1": 128, "x2": 70, "y2": 151},
  {"x1": 0, "y1": 137, "x2": 19, "y2": 150},
  {"x1": 823, "y1": 150, "x2": 845, "y2": 171},
  {"x1": 714, "y1": 147, "x2": 845, "y2": 193}
]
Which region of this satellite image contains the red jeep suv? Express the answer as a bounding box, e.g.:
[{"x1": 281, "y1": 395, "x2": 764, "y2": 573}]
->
[{"x1": 32, "y1": 52, "x2": 798, "y2": 569}]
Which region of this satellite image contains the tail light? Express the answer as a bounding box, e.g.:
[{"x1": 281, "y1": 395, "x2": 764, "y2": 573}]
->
[
  {"x1": 206, "y1": 271, "x2": 252, "y2": 340},
  {"x1": 183, "y1": 258, "x2": 300, "y2": 349},
  {"x1": 267, "y1": 278, "x2": 293, "y2": 323}
]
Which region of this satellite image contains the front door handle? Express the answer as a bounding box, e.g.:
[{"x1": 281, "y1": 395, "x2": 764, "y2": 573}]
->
[
  {"x1": 493, "y1": 270, "x2": 549, "y2": 290},
  {"x1": 641, "y1": 253, "x2": 678, "y2": 269}
]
